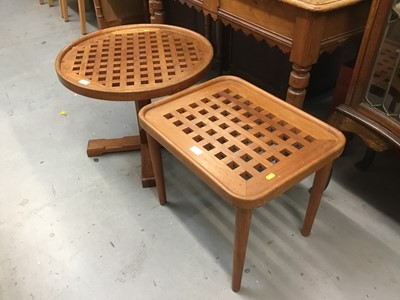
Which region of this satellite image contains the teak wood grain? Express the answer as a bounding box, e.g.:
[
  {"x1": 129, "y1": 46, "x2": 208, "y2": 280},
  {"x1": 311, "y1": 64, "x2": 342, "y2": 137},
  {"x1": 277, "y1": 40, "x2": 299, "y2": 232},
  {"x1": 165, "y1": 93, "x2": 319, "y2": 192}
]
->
[
  {"x1": 139, "y1": 76, "x2": 345, "y2": 291},
  {"x1": 55, "y1": 24, "x2": 213, "y2": 186}
]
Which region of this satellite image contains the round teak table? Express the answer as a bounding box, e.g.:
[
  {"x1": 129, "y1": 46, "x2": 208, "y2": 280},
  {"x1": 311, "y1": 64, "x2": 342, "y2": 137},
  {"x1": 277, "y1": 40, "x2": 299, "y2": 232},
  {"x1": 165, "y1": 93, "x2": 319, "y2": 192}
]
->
[{"x1": 55, "y1": 24, "x2": 213, "y2": 187}]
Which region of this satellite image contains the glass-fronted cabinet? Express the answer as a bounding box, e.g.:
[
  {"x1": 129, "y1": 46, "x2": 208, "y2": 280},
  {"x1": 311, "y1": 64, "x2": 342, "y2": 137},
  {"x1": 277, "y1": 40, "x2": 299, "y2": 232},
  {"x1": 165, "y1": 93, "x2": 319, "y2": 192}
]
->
[{"x1": 329, "y1": 0, "x2": 400, "y2": 169}]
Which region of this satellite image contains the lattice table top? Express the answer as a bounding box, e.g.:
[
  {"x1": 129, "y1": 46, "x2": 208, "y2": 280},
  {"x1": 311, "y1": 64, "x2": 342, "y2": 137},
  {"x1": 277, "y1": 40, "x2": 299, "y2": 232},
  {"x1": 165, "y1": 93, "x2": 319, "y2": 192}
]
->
[
  {"x1": 55, "y1": 24, "x2": 213, "y2": 101},
  {"x1": 139, "y1": 76, "x2": 345, "y2": 208}
]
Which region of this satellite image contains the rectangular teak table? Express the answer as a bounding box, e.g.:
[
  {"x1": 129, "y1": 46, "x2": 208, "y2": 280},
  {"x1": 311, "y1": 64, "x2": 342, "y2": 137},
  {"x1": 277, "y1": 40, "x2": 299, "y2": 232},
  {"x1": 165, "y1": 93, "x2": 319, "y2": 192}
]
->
[{"x1": 139, "y1": 76, "x2": 345, "y2": 292}]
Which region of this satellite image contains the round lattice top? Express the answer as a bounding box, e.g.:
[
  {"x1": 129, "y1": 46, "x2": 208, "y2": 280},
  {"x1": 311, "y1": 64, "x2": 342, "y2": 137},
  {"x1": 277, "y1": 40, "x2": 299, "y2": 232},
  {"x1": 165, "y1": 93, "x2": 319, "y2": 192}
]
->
[{"x1": 55, "y1": 24, "x2": 213, "y2": 101}]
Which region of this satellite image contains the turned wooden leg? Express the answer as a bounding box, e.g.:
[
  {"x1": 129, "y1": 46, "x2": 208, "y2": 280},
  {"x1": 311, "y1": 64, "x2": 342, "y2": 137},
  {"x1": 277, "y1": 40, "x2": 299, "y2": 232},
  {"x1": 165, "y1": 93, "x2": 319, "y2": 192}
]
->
[
  {"x1": 93, "y1": 0, "x2": 107, "y2": 29},
  {"x1": 301, "y1": 163, "x2": 333, "y2": 236},
  {"x1": 77, "y1": 0, "x2": 86, "y2": 35},
  {"x1": 147, "y1": 134, "x2": 167, "y2": 205},
  {"x1": 149, "y1": 0, "x2": 165, "y2": 24},
  {"x1": 286, "y1": 63, "x2": 311, "y2": 109},
  {"x1": 232, "y1": 208, "x2": 253, "y2": 292}
]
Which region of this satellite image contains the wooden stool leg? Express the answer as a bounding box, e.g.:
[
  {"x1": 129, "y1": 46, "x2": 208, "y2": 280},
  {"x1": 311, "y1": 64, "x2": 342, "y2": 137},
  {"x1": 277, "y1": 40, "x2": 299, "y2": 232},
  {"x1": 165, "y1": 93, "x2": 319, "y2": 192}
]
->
[
  {"x1": 135, "y1": 100, "x2": 156, "y2": 188},
  {"x1": 61, "y1": 0, "x2": 68, "y2": 21},
  {"x1": 147, "y1": 134, "x2": 167, "y2": 205},
  {"x1": 77, "y1": 0, "x2": 87, "y2": 35},
  {"x1": 301, "y1": 162, "x2": 333, "y2": 236},
  {"x1": 232, "y1": 208, "x2": 253, "y2": 292}
]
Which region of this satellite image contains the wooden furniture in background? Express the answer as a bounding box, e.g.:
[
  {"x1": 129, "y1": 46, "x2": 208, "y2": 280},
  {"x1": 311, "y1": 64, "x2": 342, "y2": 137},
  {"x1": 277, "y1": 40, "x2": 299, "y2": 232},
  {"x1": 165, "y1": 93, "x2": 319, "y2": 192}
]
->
[
  {"x1": 60, "y1": 0, "x2": 87, "y2": 34},
  {"x1": 93, "y1": 0, "x2": 148, "y2": 29},
  {"x1": 39, "y1": 0, "x2": 52, "y2": 6},
  {"x1": 55, "y1": 24, "x2": 213, "y2": 187},
  {"x1": 139, "y1": 76, "x2": 345, "y2": 291},
  {"x1": 148, "y1": 0, "x2": 371, "y2": 109},
  {"x1": 329, "y1": 0, "x2": 400, "y2": 168}
]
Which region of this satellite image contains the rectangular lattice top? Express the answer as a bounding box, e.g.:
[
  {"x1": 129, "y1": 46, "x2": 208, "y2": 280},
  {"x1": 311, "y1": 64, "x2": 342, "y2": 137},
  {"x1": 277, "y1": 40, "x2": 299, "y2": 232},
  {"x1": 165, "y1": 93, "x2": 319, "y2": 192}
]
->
[{"x1": 139, "y1": 76, "x2": 344, "y2": 207}]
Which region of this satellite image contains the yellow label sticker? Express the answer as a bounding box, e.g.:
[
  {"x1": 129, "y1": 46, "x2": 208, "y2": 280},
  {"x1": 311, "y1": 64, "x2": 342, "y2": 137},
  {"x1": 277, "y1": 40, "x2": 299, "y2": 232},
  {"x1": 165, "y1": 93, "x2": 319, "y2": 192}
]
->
[{"x1": 266, "y1": 173, "x2": 275, "y2": 180}]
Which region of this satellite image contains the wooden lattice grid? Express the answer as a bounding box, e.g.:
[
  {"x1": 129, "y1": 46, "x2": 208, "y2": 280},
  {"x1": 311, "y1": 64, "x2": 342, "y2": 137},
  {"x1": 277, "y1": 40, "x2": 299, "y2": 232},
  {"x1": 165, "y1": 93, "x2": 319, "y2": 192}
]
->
[
  {"x1": 56, "y1": 24, "x2": 213, "y2": 101},
  {"x1": 161, "y1": 86, "x2": 317, "y2": 182}
]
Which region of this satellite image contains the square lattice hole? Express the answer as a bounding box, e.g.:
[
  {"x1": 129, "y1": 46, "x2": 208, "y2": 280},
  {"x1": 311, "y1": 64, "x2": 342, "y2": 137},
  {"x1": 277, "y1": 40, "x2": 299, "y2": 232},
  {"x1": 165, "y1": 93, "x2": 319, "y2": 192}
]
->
[
  {"x1": 183, "y1": 127, "x2": 193, "y2": 134},
  {"x1": 193, "y1": 135, "x2": 204, "y2": 142},
  {"x1": 196, "y1": 122, "x2": 206, "y2": 128},
  {"x1": 215, "y1": 152, "x2": 227, "y2": 160},
  {"x1": 268, "y1": 156, "x2": 279, "y2": 164},
  {"x1": 242, "y1": 124, "x2": 252, "y2": 131},
  {"x1": 219, "y1": 123, "x2": 229, "y2": 130},
  {"x1": 241, "y1": 138, "x2": 252, "y2": 146},
  {"x1": 266, "y1": 113, "x2": 275, "y2": 119},
  {"x1": 304, "y1": 135, "x2": 315, "y2": 143},
  {"x1": 227, "y1": 161, "x2": 239, "y2": 170},
  {"x1": 266, "y1": 140, "x2": 278, "y2": 147},
  {"x1": 189, "y1": 102, "x2": 199, "y2": 108},
  {"x1": 233, "y1": 105, "x2": 241, "y2": 111},
  {"x1": 221, "y1": 110, "x2": 230, "y2": 117},
  {"x1": 186, "y1": 115, "x2": 196, "y2": 121},
  {"x1": 164, "y1": 113, "x2": 173, "y2": 119},
  {"x1": 206, "y1": 129, "x2": 217, "y2": 136},
  {"x1": 228, "y1": 145, "x2": 240, "y2": 153},
  {"x1": 222, "y1": 99, "x2": 232, "y2": 105},
  {"x1": 203, "y1": 143, "x2": 215, "y2": 151},
  {"x1": 243, "y1": 112, "x2": 253, "y2": 118},
  {"x1": 291, "y1": 127, "x2": 301, "y2": 134},
  {"x1": 201, "y1": 98, "x2": 210, "y2": 104},
  {"x1": 254, "y1": 163, "x2": 266, "y2": 172},
  {"x1": 209, "y1": 116, "x2": 219, "y2": 122},
  {"x1": 280, "y1": 149, "x2": 292, "y2": 157},
  {"x1": 240, "y1": 154, "x2": 253, "y2": 162},
  {"x1": 254, "y1": 147, "x2": 266, "y2": 154},
  {"x1": 254, "y1": 132, "x2": 265, "y2": 138},
  {"x1": 266, "y1": 126, "x2": 276, "y2": 132},
  {"x1": 254, "y1": 106, "x2": 263, "y2": 112},
  {"x1": 279, "y1": 134, "x2": 289, "y2": 141},
  {"x1": 230, "y1": 130, "x2": 240, "y2": 137},
  {"x1": 293, "y1": 142, "x2": 304, "y2": 149},
  {"x1": 173, "y1": 120, "x2": 182, "y2": 127},
  {"x1": 217, "y1": 137, "x2": 228, "y2": 144},
  {"x1": 240, "y1": 171, "x2": 253, "y2": 181},
  {"x1": 211, "y1": 104, "x2": 220, "y2": 110},
  {"x1": 177, "y1": 108, "x2": 186, "y2": 114},
  {"x1": 199, "y1": 109, "x2": 208, "y2": 115},
  {"x1": 254, "y1": 119, "x2": 264, "y2": 125},
  {"x1": 278, "y1": 120, "x2": 288, "y2": 126},
  {"x1": 231, "y1": 117, "x2": 241, "y2": 123},
  {"x1": 243, "y1": 100, "x2": 252, "y2": 106}
]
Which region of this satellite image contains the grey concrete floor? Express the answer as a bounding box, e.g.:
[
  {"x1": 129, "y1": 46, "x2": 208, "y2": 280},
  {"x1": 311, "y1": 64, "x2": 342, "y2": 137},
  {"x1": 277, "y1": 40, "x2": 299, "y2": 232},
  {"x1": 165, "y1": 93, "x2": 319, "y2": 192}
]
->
[{"x1": 1, "y1": 1, "x2": 400, "y2": 299}]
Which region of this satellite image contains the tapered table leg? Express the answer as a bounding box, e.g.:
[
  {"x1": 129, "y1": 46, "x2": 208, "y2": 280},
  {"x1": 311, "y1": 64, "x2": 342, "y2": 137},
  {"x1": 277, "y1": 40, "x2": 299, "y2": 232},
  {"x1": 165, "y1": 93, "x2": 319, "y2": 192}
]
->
[
  {"x1": 147, "y1": 134, "x2": 167, "y2": 205},
  {"x1": 232, "y1": 208, "x2": 253, "y2": 292},
  {"x1": 301, "y1": 163, "x2": 333, "y2": 236}
]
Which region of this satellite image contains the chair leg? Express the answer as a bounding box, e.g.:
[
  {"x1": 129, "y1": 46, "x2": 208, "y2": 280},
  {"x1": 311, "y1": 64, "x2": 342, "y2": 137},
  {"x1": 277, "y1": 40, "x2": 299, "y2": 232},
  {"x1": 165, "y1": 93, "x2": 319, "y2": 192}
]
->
[
  {"x1": 61, "y1": 0, "x2": 69, "y2": 21},
  {"x1": 77, "y1": 0, "x2": 87, "y2": 34},
  {"x1": 48, "y1": 0, "x2": 53, "y2": 6},
  {"x1": 147, "y1": 134, "x2": 167, "y2": 205},
  {"x1": 301, "y1": 162, "x2": 333, "y2": 236},
  {"x1": 232, "y1": 208, "x2": 253, "y2": 292}
]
